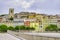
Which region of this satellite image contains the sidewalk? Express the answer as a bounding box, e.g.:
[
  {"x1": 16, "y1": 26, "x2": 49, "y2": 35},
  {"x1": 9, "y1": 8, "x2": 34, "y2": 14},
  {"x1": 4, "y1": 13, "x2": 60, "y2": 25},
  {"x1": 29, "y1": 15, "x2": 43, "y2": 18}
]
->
[{"x1": 0, "y1": 33, "x2": 21, "y2": 40}]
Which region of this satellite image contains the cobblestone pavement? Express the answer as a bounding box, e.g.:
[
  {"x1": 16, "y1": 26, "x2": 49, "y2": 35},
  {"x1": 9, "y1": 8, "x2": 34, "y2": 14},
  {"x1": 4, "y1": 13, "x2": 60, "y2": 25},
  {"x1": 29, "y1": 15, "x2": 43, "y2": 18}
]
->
[{"x1": 0, "y1": 33, "x2": 20, "y2": 40}]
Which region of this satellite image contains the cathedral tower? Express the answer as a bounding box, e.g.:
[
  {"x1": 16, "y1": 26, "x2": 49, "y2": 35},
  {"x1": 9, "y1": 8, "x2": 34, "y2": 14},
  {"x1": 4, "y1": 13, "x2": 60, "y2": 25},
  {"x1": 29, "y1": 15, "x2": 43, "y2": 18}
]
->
[{"x1": 9, "y1": 8, "x2": 14, "y2": 18}]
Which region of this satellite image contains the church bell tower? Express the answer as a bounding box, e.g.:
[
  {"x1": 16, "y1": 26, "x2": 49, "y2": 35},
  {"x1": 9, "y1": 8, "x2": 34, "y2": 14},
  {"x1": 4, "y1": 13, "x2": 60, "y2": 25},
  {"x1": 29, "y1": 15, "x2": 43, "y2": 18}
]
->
[{"x1": 9, "y1": 8, "x2": 14, "y2": 18}]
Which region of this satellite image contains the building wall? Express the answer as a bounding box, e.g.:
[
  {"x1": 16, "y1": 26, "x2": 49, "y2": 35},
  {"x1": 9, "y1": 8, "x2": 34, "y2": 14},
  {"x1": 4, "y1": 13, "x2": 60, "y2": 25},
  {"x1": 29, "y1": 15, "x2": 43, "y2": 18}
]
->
[
  {"x1": 24, "y1": 19, "x2": 36, "y2": 26},
  {"x1": 40, "y1": 16, "x2": 49, "y2": 31},
  {"x1": 57, "y1": 19, "x2": 60, "y2": 28},
  {"x1": 30, "y1": 22, "x2": 40, "y2": 31},
  {"x1": 24, "y1": 21, "x2": 30, "y2": 27},
  {"x1": 13, "y1": 18, "x2": 24, "y2": 27},
  {"x1": 28, "y1": 15, "x2": 36, "y2": 19}
]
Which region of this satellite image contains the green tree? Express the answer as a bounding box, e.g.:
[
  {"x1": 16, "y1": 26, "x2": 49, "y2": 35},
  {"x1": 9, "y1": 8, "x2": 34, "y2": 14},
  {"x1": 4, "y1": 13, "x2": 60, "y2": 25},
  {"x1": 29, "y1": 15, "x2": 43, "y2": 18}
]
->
[
  {"x1": 25, "y1": 27, "x2": 30, "y2": 30},
  {"x1": 15, "y1": 25, "x2": 35, "y2": 30},
  {"x1": 45, "y1": 24, "x2": 57, "y2": 31},
  {"x1": 57, "y1": 28, "x2": 60, "y2": 31},
  {"x1": 15, "y1": 26, "x2": 20, "y2": 30},
  {"x1": 8, "y1": 26, "x2": 15, "y2": 31},
  {"x1": 19, "y1": 25, "x2": 26, "y2": 30},
  {"x1": 30, "y1": 27, "x2": 35, "y2": 30},
  {"x1": 25, "y1": 27, "x2": 35, "y2": 30},
  {"x1": 0, "y1": 24, "x2": 7, "y2": 32}
]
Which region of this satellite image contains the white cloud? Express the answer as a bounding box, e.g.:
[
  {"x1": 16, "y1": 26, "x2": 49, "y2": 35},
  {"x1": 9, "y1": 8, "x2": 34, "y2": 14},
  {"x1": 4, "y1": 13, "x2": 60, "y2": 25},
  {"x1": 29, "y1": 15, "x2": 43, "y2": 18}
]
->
[
  {"x1": 5, "y1": 0, "x2": 35, "y2": 10},
  {"x1": 21, "y1": 1, "x2": 32, "y2": 9},
  {"x1": 5, "y1": 0, "x2": 46, "y2": 9},
  {"x1": 1, "y1": 0, "x2": 60, "y2": 15},
  {"x1": 12, "y1": 0, "x2": 35, "y2": 9}
]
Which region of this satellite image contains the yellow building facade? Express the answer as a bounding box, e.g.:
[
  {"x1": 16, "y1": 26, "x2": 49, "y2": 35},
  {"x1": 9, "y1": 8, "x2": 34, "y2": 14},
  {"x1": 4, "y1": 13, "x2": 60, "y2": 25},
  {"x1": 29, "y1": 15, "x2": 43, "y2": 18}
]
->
[
  {"x1": 30, "y1": 21, "x2": 40, "y2": 31},
  {"x1": 42, "y1": 15, "x2": 49, "y2": 31}
]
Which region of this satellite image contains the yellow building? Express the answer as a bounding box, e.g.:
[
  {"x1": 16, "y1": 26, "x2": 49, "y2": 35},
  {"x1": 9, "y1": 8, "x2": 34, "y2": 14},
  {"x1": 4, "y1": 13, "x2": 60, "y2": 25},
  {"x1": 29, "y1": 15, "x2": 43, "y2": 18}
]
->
[
  {"x1": 30, "y1": 21, "x2": 40, "y2": 31},
  {"x1": 29, "y1": 14, "x2": 48, "y2": 32},
  {"x1": 35, "y1": 14, "x2": 42, "y2": 26},
  {"x1": 35, "y1": 14, "x2": 49, "y2": 32},
  {"x1": 28, "y1": 13, "x2": 36, "y2": 19},
  {"x1": 42, "y1": 15, "x2": 49, "y2": 31},
  {"x1": 35, "y1": 14, "x2": 44, "y2": 32},
  {"x1": 36, "y1": 14, "x2": 42, "y2": 19}
]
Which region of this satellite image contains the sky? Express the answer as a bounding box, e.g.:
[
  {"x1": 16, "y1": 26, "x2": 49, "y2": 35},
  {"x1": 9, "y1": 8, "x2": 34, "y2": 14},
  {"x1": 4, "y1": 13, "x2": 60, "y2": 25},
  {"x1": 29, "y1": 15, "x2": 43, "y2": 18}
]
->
[{"x1": 0, "y1": 0, "x2": 60, "y2": 15}]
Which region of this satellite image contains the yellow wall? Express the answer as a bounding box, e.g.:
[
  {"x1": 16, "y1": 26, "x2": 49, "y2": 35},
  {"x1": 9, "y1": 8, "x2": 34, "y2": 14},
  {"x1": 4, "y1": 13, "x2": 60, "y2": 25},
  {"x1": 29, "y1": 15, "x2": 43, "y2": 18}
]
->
[
  {"x1": 28, "y1": 15, "x2": 35, "y2": 19},
  {"x1": 42, "y1": 16, "x2": 49, "y2": 31},
  {"x1": 30, "y1": 22, "x2": 40, "y2": 31}
]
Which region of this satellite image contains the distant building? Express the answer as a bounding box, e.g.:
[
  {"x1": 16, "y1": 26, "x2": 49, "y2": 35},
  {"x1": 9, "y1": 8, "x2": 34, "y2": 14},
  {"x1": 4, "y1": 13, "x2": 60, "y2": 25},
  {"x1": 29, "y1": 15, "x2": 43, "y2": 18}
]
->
[
  {"x1": 13, "y1": 18, "x2": 24, "y2": 26},
  {"x1": 56, "y1": 15, "x2": 60, "y2": 28},
  {"x1": 24, "y1": 18, "x2": 36, "y2": 27},
  {"x1": 30, "y1": 21, "x2": 40, "y2": 31},
  {"x1": 24, "y1": 18, "x2": 40, "y2": 31},
  {"x1": 9, "y1": 8, "x2": 14, "y2": 18},
  {"x1": 1, "y1": 8, "x2": 60, "y2": 32},
  {"x1": 0, "y1": 17, "x2": 3, "y2": 22},
  {"x1": 14, "y1": 12, "x2": 36, "y2": 19}
]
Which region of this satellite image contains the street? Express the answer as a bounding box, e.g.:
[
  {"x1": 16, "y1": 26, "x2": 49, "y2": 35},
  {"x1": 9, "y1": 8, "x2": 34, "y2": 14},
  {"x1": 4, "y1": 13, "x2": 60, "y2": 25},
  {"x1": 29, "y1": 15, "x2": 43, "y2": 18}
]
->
[{"x1": 0, "y1": 33, "x2": 20, "y2": 40}]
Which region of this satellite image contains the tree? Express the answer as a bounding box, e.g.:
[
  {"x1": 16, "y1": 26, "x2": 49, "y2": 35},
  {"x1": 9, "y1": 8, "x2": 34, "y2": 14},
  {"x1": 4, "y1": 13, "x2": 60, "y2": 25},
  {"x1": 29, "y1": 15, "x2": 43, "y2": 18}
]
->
[
  {"x1": 9, "y1": 16, "x2": 13, "y2": 21},
  {"x1": 30, "y1": 27, "x2": 35, "y2": 30},
  {"x1": 1, "y1": 15, "x2": 5, "y2": 16},
  {"x1": 57, "y1": 28, "x2": 60, "y2": 31},
  {"x1": 0, "y1": 24, "x2": 7, "y2": 32},
  {"x1": 19, "y1": 25, "x2": 26, "y2": 30},
  {"x1": 15, "y1": 26, "x2": 20, "y2": 30},
  {"x1": 25, "y1": 27, "x2": 30, "y2": 30},
  {"x1": 45, "y1": 24, "x2": 58, "y2": 31},
  {"x1": 25, "y1": 27, "x2": 35, "y2": 30},
  {"x1": 15, "y1": 25, "x2": 35, "y2": 30},
  {"x1": 8, "y1": 26, "x2": 15, "y2": 31}
]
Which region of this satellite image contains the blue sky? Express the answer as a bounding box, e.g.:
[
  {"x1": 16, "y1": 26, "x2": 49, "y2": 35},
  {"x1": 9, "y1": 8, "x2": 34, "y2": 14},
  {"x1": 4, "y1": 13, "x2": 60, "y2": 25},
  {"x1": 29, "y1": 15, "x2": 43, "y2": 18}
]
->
[{"x1": 0, "y1": 0, "x2": 60, "y2": 15}]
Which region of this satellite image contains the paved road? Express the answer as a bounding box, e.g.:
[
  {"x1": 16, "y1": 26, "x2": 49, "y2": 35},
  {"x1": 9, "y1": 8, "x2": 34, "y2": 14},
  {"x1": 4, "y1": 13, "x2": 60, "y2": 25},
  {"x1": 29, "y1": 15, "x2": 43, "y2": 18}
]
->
[{"x1": 0, "y1": 33, "x2": 20, "y2": 40}]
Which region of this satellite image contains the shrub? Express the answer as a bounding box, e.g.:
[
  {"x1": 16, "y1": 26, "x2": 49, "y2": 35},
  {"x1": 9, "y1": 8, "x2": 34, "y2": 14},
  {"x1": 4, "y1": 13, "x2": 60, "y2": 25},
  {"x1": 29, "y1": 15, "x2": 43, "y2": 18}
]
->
[
  {"x1": 19, "y1": 25, "x2": 26, "y2": 30},
  {"x1": 15, "y1": 26, "x2": 20, "y2": 30},
  {"x1": 30, "y1": 27, "x2": 35, "y2": 30},
  {"x1": 25, "y1": 27, "x2": 30, "y2": 30},
  {"x1": 15, "y1": 25, "x2": 35, "y2": 30},
  {"x1": 57, "y1": 28, "x2": 60, "y2": 31},
  {"x1": 25, "y1": 27, "x2": 35, "y2": 30},
  {"x1": 8, "y1": 26, "x2": 15, "y2": 31},
  {"x1": 0, "y1": 24, "x2": 7, "y2": 32},
  {"x1": 45, "y1": 24, "x2": 58, "y2": 31}
]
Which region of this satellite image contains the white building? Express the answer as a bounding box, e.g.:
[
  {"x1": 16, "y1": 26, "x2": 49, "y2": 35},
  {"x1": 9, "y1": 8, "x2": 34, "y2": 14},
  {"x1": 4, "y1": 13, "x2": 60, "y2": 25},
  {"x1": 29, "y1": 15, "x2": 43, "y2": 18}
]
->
[{"x1": 13, "y1": 18, "x2": 24, "y2": 26}]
